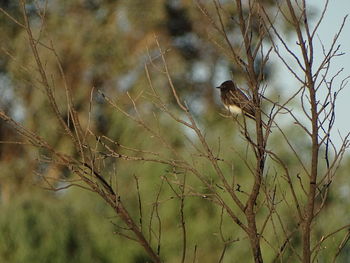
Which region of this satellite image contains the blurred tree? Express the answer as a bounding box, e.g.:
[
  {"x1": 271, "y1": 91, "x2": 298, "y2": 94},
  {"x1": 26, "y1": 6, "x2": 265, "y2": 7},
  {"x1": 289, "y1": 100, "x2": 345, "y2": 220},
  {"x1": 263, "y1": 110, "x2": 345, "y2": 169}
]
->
[
  {"x1": 0, "y1": 190, "x2": 151, "y2": 262},
  {"x1": 0, "y1": 0, "x2": 280, "y2": 203},
  {"x1": 0, "y1": 0, "x2": 348, "y2": 262}
]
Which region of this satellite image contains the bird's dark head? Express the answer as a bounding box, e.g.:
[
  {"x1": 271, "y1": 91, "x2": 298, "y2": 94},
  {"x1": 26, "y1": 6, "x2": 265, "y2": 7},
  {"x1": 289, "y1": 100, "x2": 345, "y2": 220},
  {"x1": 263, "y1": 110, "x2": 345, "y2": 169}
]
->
[{"x1": 216, "y1": 80, "x2": 235, "y2": 91}]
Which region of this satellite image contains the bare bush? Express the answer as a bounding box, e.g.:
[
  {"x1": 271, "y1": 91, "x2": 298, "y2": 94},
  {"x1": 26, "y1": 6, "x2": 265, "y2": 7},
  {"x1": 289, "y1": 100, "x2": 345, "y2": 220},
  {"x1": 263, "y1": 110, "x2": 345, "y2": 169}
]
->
[{"x1": 1, "y1": 0, "x2": 349, "y2": 262}]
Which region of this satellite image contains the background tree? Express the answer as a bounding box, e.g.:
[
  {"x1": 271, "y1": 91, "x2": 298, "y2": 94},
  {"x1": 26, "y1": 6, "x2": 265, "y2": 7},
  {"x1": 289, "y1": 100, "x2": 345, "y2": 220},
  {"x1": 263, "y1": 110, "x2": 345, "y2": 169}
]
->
[{"x1": 0, "y1": 0, "x2": 349, "y2": 262}]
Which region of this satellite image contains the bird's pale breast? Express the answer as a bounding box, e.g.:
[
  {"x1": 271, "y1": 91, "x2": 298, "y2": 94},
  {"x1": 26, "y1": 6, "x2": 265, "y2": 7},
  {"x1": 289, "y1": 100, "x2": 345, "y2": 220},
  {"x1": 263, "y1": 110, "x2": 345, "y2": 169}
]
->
[{"x1": 225, "y1": 104, "x2": 242, "y2": 114}]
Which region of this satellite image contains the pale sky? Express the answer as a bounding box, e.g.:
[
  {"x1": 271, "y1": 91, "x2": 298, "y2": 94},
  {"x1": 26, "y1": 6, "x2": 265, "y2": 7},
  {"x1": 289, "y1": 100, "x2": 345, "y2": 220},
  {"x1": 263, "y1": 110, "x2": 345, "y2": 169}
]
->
[
  {"x1": 311, "y1": 0, "x2": 350, "y2": 148},
  {"x1": 271, "y1": 0, "x2": 350, "y2": 149}
]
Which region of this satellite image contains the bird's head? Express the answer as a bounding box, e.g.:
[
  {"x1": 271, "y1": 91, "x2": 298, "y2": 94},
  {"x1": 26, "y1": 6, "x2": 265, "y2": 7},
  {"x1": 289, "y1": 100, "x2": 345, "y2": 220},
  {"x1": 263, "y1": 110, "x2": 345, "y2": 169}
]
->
[{"x1": 216, "y1": 80, "x2": 235, "y2": 91}]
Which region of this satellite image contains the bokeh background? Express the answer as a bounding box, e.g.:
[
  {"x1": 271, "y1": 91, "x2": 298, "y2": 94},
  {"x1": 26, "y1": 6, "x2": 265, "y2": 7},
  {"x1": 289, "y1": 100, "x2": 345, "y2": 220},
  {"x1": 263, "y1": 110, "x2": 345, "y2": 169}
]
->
[{"x1": 0, "y1": 0, "x2": 349, "y2": 262}]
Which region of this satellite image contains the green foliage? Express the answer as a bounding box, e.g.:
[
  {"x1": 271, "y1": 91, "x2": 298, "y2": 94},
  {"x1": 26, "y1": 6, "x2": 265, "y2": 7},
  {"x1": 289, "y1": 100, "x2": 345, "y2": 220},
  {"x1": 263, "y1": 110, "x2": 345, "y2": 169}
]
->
[{"x1": 0, "y1": 190, "x2": 148, "y2": 263}]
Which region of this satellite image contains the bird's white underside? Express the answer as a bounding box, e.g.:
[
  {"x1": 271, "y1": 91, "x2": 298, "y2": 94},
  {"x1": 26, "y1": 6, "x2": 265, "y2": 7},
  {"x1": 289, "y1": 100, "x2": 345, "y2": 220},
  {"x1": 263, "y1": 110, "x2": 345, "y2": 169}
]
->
[{"x1": 225, "y1": 105, "x2": 242, "y2": 114}]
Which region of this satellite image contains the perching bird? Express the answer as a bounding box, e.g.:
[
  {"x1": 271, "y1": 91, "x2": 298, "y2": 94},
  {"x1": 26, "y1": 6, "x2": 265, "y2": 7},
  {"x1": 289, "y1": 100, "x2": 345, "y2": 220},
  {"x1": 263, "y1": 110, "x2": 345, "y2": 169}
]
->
[
  {"x1": 216, "y1": 80, "x2": 269, "y2": 129},
  {"x1": 216, "y1": 80, "x2": 256, "y2": 119}
]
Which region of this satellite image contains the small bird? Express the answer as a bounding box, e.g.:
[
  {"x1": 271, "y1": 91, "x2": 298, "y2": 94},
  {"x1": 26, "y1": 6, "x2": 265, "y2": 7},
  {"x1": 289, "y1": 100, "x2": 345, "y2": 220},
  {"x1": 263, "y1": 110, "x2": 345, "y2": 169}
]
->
[
  {"x1": 216, "y1": 80, "x2": 269, "y2": 130},
  {"x1": 216, "y1": 80, "x2": 256, "y2": 120}
]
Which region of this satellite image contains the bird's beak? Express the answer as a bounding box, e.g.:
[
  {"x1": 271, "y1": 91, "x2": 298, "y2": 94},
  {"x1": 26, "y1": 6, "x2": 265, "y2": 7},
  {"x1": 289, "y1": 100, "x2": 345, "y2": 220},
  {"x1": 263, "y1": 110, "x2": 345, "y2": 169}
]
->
[{"x1": 215, "y1": 86, "x2": 221, "y2": 89}]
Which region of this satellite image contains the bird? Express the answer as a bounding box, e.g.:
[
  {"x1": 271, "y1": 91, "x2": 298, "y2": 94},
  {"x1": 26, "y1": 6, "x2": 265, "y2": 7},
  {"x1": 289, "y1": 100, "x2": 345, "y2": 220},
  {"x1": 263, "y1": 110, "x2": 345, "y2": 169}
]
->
[
  {"x1": 216, "y1": 80, "x2": 256, "y2": 119},
  {"x1": 216, "y1": 80, "x2": 269, "y2": 129}
]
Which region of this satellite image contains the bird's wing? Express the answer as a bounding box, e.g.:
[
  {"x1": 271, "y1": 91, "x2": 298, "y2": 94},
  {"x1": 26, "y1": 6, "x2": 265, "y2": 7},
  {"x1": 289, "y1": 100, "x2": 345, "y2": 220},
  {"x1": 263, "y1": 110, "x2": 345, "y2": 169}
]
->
[{"x1": 228, "y1": 89, "x2": 256, "y2": 118}]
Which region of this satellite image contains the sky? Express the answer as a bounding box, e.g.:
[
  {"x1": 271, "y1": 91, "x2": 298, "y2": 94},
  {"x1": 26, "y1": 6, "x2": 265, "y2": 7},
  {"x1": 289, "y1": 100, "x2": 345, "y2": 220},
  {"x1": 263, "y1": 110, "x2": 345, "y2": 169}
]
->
[
  {"x1": 271, "y1": 0, "x2": 350, "y2": 150},
  {"x1": 311, "y1": 0, "x2": 350, "y2": 148}
]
